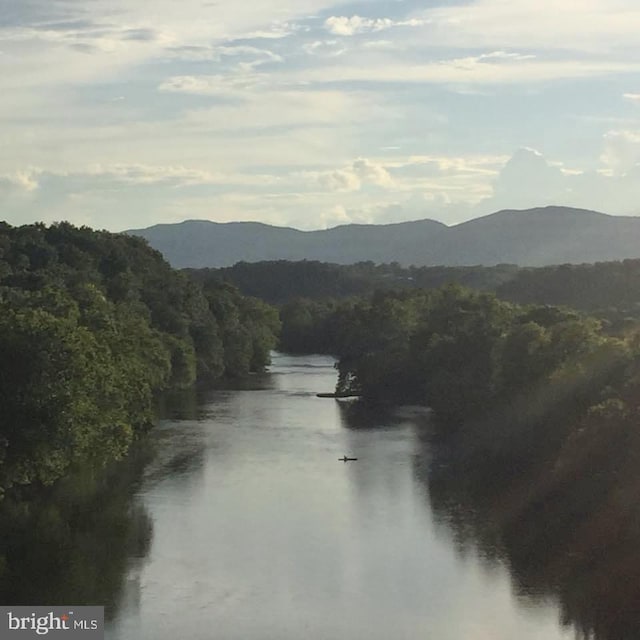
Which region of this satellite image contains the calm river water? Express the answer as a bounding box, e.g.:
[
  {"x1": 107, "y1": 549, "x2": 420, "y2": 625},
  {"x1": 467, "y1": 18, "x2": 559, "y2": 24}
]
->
[{"x1": 98, "y1": 353, "x2": 576, "y2": 640}]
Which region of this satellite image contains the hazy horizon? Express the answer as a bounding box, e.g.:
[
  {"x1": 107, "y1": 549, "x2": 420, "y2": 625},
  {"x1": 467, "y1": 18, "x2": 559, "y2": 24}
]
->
[
  {"x1": 2, "y1": 0, "x2": 640, "y2": 232},
  {"x1": 126, "y1": 203, "x2": 619, "y2": 234}
]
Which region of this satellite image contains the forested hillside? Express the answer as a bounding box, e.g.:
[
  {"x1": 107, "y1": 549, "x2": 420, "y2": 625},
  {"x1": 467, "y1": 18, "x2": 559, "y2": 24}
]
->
[
  {"x1": 0, "y1": 222, "x2": 280, "y2": 496},
  {"x1": 496, "y1": 259, "x2": 640, "y2": 331},
  {"x1": 195, "y1": 258, "x2": 640, "y2": 338},
  {"x1": 188, "y1": 260, "x2": 519, "y2": 305}
]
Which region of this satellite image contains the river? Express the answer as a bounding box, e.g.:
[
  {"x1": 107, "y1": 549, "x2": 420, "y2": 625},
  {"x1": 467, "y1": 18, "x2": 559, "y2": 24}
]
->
[
  {"x1": 92, "y1": 352, "x2": 575, "y2": 640},
  {"x1": 5, "y1": 352, "x2": 624, "y2": 637}
]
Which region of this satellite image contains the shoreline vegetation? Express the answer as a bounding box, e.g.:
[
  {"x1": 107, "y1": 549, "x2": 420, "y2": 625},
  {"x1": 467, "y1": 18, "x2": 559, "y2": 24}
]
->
[
  {"x1": 3, "y1": 228, "x2": 640, "y2": 636},
  {"x1": 4, "y1": 223, "x2": 640, "y2": 502},
  {"x1": 0, "y1": 222, "x2": 280, "y2": 498},
  {"x1": 278, "y1": 284, "x2": 640, "y2": 459}
]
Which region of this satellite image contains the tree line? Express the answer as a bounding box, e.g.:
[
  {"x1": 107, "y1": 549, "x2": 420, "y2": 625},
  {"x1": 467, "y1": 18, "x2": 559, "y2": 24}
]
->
[
  {"x1": 191, "y1": 257, "x2": 640, "y2": 333},
  {"x1": 0, "y1": 222, "x2": 280, "y2": 496},
  {"x1": 495, "y1": 259, "x2": 640, "y2": 332},
  {"x1": 273, "y1": 285, "x2": 639, "y2": 476},
  {"x1": 187, "y1": 260, "x2": 519, "y2": 305}
]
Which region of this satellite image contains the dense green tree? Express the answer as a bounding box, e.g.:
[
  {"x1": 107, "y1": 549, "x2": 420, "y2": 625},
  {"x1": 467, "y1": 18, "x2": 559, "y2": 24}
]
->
[
  {"x1": 0, "y1": 222, "x2": 280, "y2": 496},
  {"x1": 282, "y1": 284, "x2": 638, "y2": 438}
]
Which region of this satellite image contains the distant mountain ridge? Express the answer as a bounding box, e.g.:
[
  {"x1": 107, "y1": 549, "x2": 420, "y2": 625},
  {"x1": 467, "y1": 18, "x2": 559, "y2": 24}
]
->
[{"x1": 126, "y1": 206, "x2": 640, "y2": 268}]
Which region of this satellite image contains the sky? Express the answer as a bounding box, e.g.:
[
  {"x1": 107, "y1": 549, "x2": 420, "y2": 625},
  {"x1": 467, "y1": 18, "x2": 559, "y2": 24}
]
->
[{"x1": 1, "y1": 0, "x2": 640, "y2": 231}]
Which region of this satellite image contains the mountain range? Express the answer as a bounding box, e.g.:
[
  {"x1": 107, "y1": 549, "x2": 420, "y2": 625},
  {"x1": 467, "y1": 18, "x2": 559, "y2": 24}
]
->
[{"x1": 126, "y1": 206, "x2": 640, "y2": 268}]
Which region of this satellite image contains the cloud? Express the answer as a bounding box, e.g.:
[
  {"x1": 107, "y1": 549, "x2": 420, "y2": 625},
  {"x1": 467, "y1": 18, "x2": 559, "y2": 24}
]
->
[
  {"x1": 157, "y1": 45, "x2": 285, "y2": 96},
  {"x1": 489, "y1": 148, "x2": 567, "y2": 206},
  {"x1": 0, "y1": 163, "x2": 292, "y2": 230},
  {"x1": 421, "y1": 0, "x2": 640, "y2": 52},
  {"x1": 4, "y1": 21, "x2": 172, "y2": 50},
  {"x1": 165, "y1": 43, "x2": 283, "y2": 65},
  {"x1": 81, "y1": 163, "x2": 282, "y2": 188},
  {"x1": 311, "y1": 190, "x2": 476, "y2": 227},
  {"x1": 217, "y1": 45, "x2": 282, "y2": 60},
  {"x1": 302, "y1": 40, "x2": 347, "y2": 57},
  {"x1": 0, "y1": 0, "x2": 336, "y2": 91},
  {"x1": 86, "y1": 164, "x2": 219, "y2": 186},
  {"x1": 319, "y1": 169, "x2": 361, "y2": 192},
  {"x1": 241, "y1": 22, "x2": 299, "y2": 40},
  {"x1": 318, "y1": 204, "x2": 352, "y2": 228},
  {"x1": 0, "y1": 164, "x2": 281, "y2": 195},
  {"x1": 601, "y1": 130, "x2": 640, "y2": 174},
  {"x1": 361, "y1": 40, "x2": 397, "y2": 50},
  {"x1": 285, "y1": 56, "x2": 640, "y2": 86},
  {"x1": 324, "y1": 15, "x2": 429, "y2": 36},
  {"x1": 120, "y1": 28, "x2": 159, "y2": 42},
  {"x1": 352, "y1": 158, "x2": 393, "y2": 187},
  {"x1": 319, "y1": 158, "x2": 393, "y2": 192},
  {"x1": 158, "y1": 73, "x2": 265, "y2": 96},
  {"x1": 473, "y1": 144, "x2": 640, "y2": 217},
  {"x1": 0, "y1": 169, "x2": 40, "y2": 192},
  {"x1": 155, "y1": 83, "x2": 379, "y2": 144},
  {"x1": 474, "y1": 51, "x2": 536, "y2": 62},
  {"x1": 623, "y1": 93, "x2": 640, "y2": 104}
]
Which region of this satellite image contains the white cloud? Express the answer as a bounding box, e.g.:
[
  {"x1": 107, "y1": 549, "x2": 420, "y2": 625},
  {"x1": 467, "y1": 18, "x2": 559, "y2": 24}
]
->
[
  {"x1": 352, "y1": 158, "x2": 393, "y2": 187},
  {"x1": 164, "y1": 43, "x2": 282, "y2": 63},
  {"x1": 475, "y1": 51, "x2": 536, "y2": 62},
  {"x1": 623, "y1": 93, "x2": 640, "y2": 104},
  {"x1": 489, "y1": 148, "x2": 567, "y2": 206},
  {"x1": 183, "y1": 89, "x2": 371, "y2": 135},
  {"x1": 318, "y1": 204, "x2": 352, "y2": 228},
  {"x1": 0, "y1": 169, "x2": 40, "y2": 192},
  {"x1": 319, "y1": 169, "x2": 361, "y2": 192},
  {"x1": 0, "y1": 1, "x2": 332, "y2": 91},
  {"x1": 290, "y1": 57, "x2": 640, "y2": 85},
  {"x1": 366, "y1": 191, "x2": 474, "y2": 225},
  {"x1": 601, "y1": 130, "x2": 640, "y2": 174},
  {"x1": 241, "y1": 22, "x2": 300, "y2": 40},
  {"x1": 324, "y1": 15, "x2": 429, "y2": 36},
  {"x1": 158, "y1": 73, "x2": 266, "y2": 96},
  {"x1": 84, "y1": 163, "x2": 282, "y2": 187},
  {"x1": 361, "y1": 40, "x2": 398, "y2": 50},
  {"x1": 472, "y1": 143, "x2": 640, "y2": 217},
  {"x1": 318, "y1": 158, "x2": 394, "y2": 192},
  {"x1": 421, "y1": 0, "x2": 640, "y2": 52},
  {"x1": 302, "y1": 40, "x2": 347, "y2": 57},
  {"x1": 217, "y1": 45, "x2": 283, "y2": 70}
]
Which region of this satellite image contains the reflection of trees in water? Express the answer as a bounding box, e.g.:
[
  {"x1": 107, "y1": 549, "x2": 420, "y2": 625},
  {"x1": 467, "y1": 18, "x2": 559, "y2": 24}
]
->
[
  {"x1": 337, "y1": 401, "x2": 390, "y2": 430},
  {"x1": 337, "y1": 400, "x2": 432, "y2": 431},
  {"x1": 419, "y1": 425, "x2": 640, "y2": 640},
  {"x1": 155, "y1": 384, "x2": 218, "y2": 421},
  {"x1": 144, "y1": 427, "x2": 206, "y2": 491},
  {"x1": 0, "y1": 444, "x2": 153, "y2": 619},
  {"x1": 154, "y1": 373, "x2": 276, "y2": 421}
]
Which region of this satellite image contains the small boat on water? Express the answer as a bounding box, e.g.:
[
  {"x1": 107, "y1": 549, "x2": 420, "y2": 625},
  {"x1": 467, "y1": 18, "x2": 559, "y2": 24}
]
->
[
  {"x1": 339, "y1": 456, "x2": 358, "y2": 462},
  {"x1": 317, "y1": 392, "x2": 361, "y2": 399}
]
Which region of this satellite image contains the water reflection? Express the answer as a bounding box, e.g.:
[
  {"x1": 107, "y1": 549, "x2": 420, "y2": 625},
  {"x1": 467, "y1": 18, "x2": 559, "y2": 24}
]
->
[
  {"x1": 420, "y1": 425, "x2": 640, "y2": 640},
  {"x1": 4, "y1": 354, "x2": 624, "y2": 640},
  {"x1": 337, "y1": 400, "x2": 432, "y2": 432},
  {"x1": 0, "y1": 447, "x2": 153, "y2": 618},
  {"x1": 108, "y1": 355, "x2": 576, "y2": 639}
]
